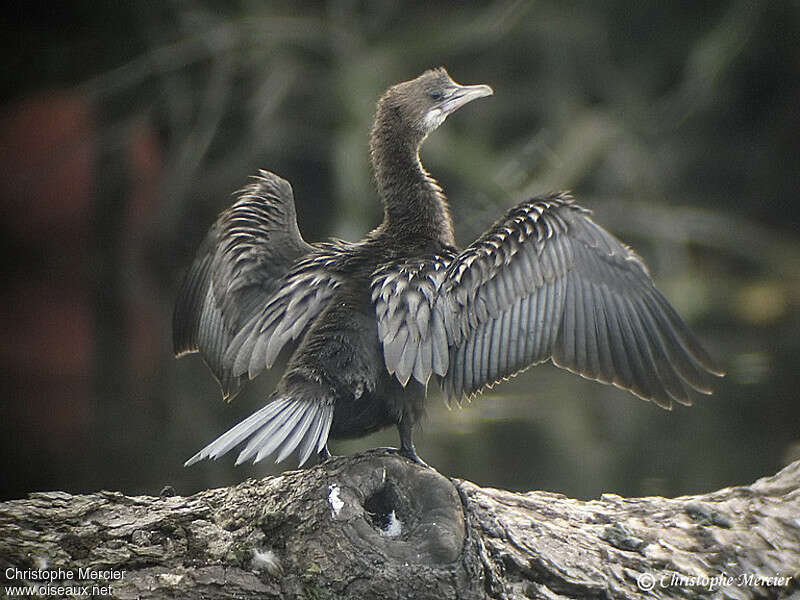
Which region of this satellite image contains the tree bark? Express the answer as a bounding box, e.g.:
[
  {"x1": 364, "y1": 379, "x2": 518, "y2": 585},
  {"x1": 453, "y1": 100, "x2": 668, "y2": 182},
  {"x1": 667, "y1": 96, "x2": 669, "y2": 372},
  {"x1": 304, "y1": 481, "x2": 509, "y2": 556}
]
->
[{"x1": 1, "y1": 452, "x2": 798, "y2": 599}]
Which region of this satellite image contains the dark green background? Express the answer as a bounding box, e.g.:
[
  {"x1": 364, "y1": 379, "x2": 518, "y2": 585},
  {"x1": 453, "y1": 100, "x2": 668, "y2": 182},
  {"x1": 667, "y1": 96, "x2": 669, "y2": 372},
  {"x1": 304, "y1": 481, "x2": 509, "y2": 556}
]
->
[{"x1": 2, "y1": 1, "x2": 798, "y2": 501}]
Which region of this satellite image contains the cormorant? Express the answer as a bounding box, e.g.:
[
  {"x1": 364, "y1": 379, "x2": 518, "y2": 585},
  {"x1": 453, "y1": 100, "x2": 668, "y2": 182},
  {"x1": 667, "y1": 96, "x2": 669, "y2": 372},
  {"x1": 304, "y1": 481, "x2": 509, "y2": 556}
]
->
[{"x1": 174, "y1": 67, "x2": 723, "y2": 468}]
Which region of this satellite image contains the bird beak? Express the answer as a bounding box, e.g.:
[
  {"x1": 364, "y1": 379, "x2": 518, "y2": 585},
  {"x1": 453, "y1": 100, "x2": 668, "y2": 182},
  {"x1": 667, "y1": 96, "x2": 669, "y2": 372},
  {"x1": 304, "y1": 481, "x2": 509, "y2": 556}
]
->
[{"x1": 440, "y1": 83, "x2": 493, "y2": 116}]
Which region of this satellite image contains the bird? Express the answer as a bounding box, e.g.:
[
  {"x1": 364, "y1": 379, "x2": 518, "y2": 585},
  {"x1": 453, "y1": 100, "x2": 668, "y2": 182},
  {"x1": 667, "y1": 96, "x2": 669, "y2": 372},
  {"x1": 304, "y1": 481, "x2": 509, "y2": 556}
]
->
[{"x1": 174, "y1": 67, "x2": 723, "y2": 469}]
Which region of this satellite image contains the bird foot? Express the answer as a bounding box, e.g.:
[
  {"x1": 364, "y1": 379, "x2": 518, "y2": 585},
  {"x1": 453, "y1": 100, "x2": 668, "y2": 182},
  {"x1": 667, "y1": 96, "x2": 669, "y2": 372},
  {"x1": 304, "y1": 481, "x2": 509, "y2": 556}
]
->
[
  {"x1": 401, "y1": 448, "x2": 430, "y2": 468},
  {"x1": 369, "y1": 446, "x2": 430, "y2": 468}
]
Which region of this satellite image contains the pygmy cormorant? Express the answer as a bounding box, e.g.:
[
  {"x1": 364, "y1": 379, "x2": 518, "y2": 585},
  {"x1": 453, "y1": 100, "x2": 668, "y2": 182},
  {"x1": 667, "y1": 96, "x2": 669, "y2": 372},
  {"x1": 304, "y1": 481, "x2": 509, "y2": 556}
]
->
[{"x1": 175, "y1": 67, "x2": 723, "y2": 468}]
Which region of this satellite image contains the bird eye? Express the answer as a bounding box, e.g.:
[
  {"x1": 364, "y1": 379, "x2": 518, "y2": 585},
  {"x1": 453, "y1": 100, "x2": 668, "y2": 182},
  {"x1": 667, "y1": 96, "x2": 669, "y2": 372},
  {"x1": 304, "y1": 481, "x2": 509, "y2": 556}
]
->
[{"x1": 429, "y1": 91, "x2": 444, "y2": 101}]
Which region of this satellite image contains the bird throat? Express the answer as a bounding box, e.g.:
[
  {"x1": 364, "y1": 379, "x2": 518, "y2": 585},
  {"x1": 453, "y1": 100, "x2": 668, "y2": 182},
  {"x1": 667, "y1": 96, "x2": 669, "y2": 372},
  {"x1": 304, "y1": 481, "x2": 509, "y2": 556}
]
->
[{"x1": 369, "y1": 114, "x2": 455, "y2": 247}]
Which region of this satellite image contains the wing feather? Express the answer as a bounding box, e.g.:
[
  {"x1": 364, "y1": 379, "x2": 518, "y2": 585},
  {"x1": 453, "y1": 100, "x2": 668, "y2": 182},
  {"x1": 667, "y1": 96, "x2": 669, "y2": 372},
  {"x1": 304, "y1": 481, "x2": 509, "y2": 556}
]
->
[
  {"x1": 561, "y1": 272, "x2": 578, "y2": 369},
  {"x1": 374, "y1": 193, "x2": 722, "y2": 408},
  {"x1": 173, "y1": 171, "x2": 318, "y2": 400},
  {"x1": 371, "y1": 254, "x2": 455, "y2": 387},
  {"x1": 496, "y1": 305, "x2": 511, "y2": 376},
  {"x1": 613, "y1": 292, "x2": 659, "y2": 403},
  {"x1": 578, "y1": 277, "x2": 601, "y2": 379},
  {"x1": 516, "y1": 287, "x2": 532, "y2": 366},
  {"x1": 224, "y1": 245, "x2": 345, "y2": 381},
  {"x1": 487, "y1": 312, "x2": 502, "y2": 383},
  {"x1": 591, "y1": 287, "x2": 616, "y2": 384},
  {"x1": 629, "y1": 296, "x2": 691, "y2": 405},
  {"x1": 600, "y1": 284, "x2": 635, "y2": 390}
]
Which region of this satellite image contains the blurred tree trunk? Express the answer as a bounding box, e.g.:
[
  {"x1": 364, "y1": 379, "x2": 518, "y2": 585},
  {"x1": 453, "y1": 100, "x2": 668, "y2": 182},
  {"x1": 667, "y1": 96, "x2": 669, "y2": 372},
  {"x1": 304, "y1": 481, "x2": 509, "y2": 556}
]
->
[{"x1": 1, "y1": 453, "x2": 798, "y2": 599}]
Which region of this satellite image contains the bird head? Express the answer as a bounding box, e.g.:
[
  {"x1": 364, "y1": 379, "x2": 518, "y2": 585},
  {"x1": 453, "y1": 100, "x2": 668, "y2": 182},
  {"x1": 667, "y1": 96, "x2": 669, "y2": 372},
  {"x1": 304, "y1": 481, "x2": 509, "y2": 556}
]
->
[{"x1": 375, "y1": 67, "x2": 493, "y2": 146}]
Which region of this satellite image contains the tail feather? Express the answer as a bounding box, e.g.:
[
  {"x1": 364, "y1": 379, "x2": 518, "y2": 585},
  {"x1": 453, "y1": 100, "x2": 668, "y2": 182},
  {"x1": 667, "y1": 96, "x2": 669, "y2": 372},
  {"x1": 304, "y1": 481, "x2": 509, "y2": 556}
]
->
[
  {"x1": 238, "y1": 400, "x2": 307, "y2": 464},
  {"x1": 296, "y1": 406, "x2": 328, "y2": 465},
  {"x1": 184, "y1": 397, "x2": 334, "y2": 467},
  {"x1": 274, "y1": 405, "x2": 321, "y2": 463}
]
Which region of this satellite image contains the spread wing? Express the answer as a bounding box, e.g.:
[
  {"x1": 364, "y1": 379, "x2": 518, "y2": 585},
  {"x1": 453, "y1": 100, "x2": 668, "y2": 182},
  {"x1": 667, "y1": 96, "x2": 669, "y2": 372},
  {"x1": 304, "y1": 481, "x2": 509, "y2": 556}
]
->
[
  {"x1": 223, "y1": 245, "x2": 345, "y2": 381},
  {"x1": 173, "y1": 170, "x2": 317, "y2": 399},
  {"x1": 373, "y1": 193, "x2": 723, "y2": 408}
]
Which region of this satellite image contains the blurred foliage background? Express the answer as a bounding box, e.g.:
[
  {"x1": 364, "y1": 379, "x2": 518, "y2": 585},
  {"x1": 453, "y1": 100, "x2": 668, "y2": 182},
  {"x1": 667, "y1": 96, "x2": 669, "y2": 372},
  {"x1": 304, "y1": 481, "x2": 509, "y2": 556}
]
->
[{"x1": 1, "y1": 1, "x2": 799, "y2": 502}]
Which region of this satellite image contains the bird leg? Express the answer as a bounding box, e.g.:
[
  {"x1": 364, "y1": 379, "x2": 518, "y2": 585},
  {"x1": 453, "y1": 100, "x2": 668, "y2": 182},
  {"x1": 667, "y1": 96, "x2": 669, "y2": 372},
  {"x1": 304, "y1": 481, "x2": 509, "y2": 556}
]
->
[
  {"x1": 360, "y1": 419, "x2": 429, "y2": 466},
  {"x1": 397, "y1": 417, "x2": 429, "y2": 467}
]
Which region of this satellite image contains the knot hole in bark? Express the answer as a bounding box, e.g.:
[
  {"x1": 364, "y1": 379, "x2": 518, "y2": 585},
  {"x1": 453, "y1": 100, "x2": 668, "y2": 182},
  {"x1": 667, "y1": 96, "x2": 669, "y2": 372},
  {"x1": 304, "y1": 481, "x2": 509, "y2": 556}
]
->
[
  {"x1": 365, "y1": 477, "x2": 405, "y2": 537},
  {"x1": 333, "y1": 454, "x2": 467, "y2": 565}
]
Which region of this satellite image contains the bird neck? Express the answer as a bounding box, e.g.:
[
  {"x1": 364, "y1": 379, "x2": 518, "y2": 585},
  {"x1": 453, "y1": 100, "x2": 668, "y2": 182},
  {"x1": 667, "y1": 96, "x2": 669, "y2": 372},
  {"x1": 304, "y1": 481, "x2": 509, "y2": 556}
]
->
[{"x1": 369, "y1": 115, "x2": 455, "y2": 247}]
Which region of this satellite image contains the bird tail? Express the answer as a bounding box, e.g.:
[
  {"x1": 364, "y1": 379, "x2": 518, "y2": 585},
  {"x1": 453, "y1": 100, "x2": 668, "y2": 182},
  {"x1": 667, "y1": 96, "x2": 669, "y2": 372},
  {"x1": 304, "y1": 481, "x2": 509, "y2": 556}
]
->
[{"x1": 185, "y1": 396, "x2": 334, "y2": 467}]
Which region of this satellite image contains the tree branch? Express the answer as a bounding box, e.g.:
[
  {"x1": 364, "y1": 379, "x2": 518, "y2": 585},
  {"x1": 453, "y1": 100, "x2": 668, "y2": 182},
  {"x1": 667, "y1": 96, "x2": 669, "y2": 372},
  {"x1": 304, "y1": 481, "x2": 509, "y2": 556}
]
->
[{"x1": 1, "y1": 453, "x2": 798, "y2": 599}]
